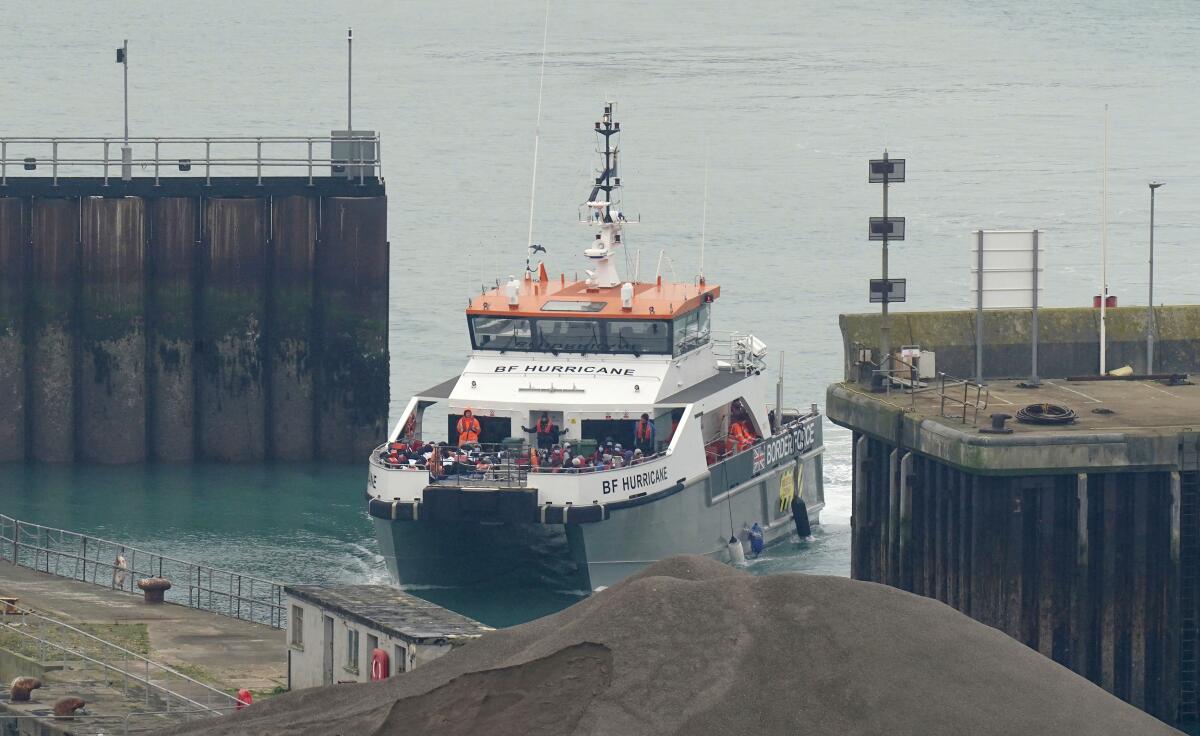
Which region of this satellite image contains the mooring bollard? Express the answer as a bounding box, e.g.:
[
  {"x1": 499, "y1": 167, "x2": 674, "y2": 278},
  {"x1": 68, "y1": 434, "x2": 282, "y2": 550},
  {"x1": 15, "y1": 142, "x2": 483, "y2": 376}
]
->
[{"x1": 137, "y1": 577, "x2": 172, "y2": 604}]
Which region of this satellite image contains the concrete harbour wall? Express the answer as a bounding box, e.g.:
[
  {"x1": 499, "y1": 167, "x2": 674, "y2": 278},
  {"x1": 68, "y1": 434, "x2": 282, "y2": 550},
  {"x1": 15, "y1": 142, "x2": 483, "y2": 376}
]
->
[
  {"x1": 840, "y1": 306, "x2": 1200, "y2": 380},
  {"x1": 0, "y1": 177, "x2": 388, "y2": 463}
]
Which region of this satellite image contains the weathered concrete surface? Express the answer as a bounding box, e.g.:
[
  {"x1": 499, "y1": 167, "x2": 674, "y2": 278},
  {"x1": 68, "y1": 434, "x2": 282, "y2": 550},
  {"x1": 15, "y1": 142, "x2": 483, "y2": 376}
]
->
[
  {"x1": 0, "y1": 563, "x2": 285, "y2": 692},
  {"x1": 0, "y1": 181, "x2": 389, "y2": 464},
  {"x1": 199, "y1": 198, "x2": 267, "y2": 461},
  {"x1": 827, "y1": 378, "x2": 1195, "y2": 475},
  {"x1": 0, "y1": 198, "x2": 27, "y2": 461},
  {"x1": 840, "y1": 305, "x2": 1200, "y2": 381},
  {"x1": 29, "y1": 199, "x2": 77, "y2": 463},
  {"x1": 269, "y1": 196, "x2": 316, "y2": 461},
  {"x1": 148, "y1": 198, "x2": 197, "y2": 461},
  {"x1": 316, "y1": 197, "x2": 388, "y2": 461},
  {"x1": 79, "y1": 197, "x2": 146, "y2": 463}
]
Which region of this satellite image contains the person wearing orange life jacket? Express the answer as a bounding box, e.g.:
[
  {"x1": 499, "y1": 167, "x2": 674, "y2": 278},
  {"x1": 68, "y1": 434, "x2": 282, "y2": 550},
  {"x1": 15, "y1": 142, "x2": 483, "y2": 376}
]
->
[
  {"x1": 730, "y1": 420, "x2": 756, "y2": 452},
  {"x1": 634, "y1": 413, "x2": 656, "y2": 455},
  {"x1": 521, "y1": 412, "x2": 568, "y2": 451},
  {"x1": 456, "y1": 409, "x2": 481, "y2": 446}
]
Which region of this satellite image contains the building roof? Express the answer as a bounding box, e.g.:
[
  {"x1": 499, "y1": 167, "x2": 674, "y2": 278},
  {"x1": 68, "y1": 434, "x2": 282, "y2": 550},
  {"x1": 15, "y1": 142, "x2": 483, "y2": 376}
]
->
[
  {"x1": 467, "y1": 275, "x2": 720, "y2": 321},
  {"x1": 284, "y1": 585, "x2": 492, "y2": 643}
]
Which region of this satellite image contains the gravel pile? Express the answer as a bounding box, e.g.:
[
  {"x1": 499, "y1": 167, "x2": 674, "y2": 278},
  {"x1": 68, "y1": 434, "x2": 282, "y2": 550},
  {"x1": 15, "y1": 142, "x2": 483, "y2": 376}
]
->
[{"x1": 166, "y1": 555, "x2": 1180, "y2": 735}]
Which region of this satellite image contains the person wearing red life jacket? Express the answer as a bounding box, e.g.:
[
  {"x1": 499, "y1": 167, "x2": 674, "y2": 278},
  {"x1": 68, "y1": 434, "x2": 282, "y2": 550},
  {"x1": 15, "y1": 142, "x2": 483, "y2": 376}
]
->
[
  {"x1": 634, "y1": 413, "x2": 656, "y2": 455},
  {"x1": 521, "y1": 412, "x2": 567, "y2": 451}
]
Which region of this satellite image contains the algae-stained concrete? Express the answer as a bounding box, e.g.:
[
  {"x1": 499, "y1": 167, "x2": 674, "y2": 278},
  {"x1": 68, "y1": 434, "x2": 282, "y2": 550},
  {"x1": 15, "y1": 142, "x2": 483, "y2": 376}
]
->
[
  {"x1": 29, "y1": 199, "x2": 78, "y2": 463},
  {"x1": 269, "y1": 196, "x2": 317, "y2": 461},
  {"x1": 200, "y1": 198, "x2": 267, "y2": 461},
  {"x1": 148, "y1": 197, "x2": 198, "y2": 461},
  {"x1": 840, "y1": 306, "x2": 1200, "y2": 381},
  {"x1": 79, "y1": 197, "x2": 147, "y2": 463},
  {"x1": 316, "y1": 196, "x2": 388, "y2": 461},
  {"x1": 0, "y1": 198, "x2": 27, "y2": 462},
  {"x1": 0, "y1": 178, "x2": 388, "y2": 464}
]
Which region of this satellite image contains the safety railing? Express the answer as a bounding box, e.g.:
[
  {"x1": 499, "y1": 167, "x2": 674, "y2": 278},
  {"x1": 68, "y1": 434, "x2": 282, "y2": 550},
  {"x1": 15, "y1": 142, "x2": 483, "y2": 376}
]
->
[
  {"x1": 938, "y1": 372, "x2": 990, "y2": 426},
  {"x1": 372, "y1": 440, "x2": 672, "y2": 479},
  {"x1": 711, "y1": 331, "x2": 767, "y2": 373},
  {"x1": 0, "y1": 514, "x2": 286, "y2": 628},
  {"x1": 0, "y1": 607, "x2": 239, "y2": 718},
  {"x1": 0, "y1": 134, "x2": 381, "y2": 187}
]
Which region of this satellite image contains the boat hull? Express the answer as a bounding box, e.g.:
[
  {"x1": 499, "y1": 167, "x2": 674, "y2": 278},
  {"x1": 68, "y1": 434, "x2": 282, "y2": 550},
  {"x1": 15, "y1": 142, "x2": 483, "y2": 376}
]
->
[{"x1": 374, "y1": 451, "x2": 823, "y2": 592}]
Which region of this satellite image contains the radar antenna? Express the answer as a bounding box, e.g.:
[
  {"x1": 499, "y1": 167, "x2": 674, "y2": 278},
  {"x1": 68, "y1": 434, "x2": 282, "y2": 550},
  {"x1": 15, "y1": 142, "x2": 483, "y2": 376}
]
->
[{"x1": 582, "y1": 102, "x2": 629, "y2": 288}]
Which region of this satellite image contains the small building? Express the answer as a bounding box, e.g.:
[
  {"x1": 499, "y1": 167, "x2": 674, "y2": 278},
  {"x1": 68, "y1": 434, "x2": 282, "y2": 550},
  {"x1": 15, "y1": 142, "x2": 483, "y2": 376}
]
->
[{"x1": 284, "y1": 584, "x2": 491, "y2": 690}]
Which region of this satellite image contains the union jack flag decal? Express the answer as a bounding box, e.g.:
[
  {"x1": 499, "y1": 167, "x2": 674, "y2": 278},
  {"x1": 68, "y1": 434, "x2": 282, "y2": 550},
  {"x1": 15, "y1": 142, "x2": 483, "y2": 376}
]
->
[{"x1": 753, "y1": 447, "x2": 766, "y2": 473}]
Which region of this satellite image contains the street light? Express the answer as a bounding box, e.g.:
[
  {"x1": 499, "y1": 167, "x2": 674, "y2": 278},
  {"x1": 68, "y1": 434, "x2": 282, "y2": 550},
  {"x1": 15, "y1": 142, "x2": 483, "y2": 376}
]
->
[{"x1": 1147, "y1": 181, "x2": 1165, "y2": 372}]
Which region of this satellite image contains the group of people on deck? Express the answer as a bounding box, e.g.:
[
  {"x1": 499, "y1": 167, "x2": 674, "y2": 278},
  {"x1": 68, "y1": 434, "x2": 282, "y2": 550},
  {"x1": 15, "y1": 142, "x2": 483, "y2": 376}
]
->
[{"x1": 379, "y1": 410, "x2": 666, "y2": 476}]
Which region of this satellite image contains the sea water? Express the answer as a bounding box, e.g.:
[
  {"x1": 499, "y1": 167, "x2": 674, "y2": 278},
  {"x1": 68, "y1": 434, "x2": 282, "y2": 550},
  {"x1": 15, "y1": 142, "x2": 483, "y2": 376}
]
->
[{"x1": 0, "y1": 0, "x2": 1197, "y2": 626}]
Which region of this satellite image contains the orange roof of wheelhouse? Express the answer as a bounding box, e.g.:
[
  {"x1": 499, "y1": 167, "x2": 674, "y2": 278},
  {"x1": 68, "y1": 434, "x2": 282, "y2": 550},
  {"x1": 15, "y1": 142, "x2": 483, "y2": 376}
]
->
[{"x1": 466, "y1": 275, "x2": 720, "y2": 321}]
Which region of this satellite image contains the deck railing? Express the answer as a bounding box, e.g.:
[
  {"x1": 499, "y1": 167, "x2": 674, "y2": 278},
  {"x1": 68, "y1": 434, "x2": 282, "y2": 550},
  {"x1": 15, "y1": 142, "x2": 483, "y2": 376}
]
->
[
  {"x1": 0, "y1": 134, "x2": 381, "y2": 187},
  {"x1": 0, "y1": 514, "x2": 286, "y2": 629}
]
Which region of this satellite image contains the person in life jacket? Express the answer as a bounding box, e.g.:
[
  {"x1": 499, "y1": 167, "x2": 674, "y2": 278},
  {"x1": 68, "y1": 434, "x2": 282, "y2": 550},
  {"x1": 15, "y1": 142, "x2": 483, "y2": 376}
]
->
[
  {"x1": 634, "y1": 413, "x2": 656, "y2": 455},
  {"x1": 456, "y1": 409, "x2": 481, "y2": 446},
  {"x1": 730, "y1": 420, "x2": 756, "y2": 452},
  {"x1": 521, "y1": 412, "x2": 567, "y2": 451}
]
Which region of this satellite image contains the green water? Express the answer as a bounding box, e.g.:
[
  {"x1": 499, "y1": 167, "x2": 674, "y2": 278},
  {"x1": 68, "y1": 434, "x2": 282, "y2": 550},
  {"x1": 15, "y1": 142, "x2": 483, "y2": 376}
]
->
[{"x1": 0, "y1": 462, "x2": 849, "y2": 627}]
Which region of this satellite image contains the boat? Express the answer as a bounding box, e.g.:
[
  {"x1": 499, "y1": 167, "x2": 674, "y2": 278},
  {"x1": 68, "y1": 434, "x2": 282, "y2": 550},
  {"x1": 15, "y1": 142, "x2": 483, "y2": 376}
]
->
[{"x1": 367, "y1": 103, "x2": 825, "y2": 591}]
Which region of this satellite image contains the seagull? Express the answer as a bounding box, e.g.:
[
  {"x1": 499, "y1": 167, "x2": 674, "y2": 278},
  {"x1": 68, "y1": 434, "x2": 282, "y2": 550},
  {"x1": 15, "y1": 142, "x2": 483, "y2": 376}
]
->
[{"x1": 529, "y1": 244, "x2": 547, "y2": 254}]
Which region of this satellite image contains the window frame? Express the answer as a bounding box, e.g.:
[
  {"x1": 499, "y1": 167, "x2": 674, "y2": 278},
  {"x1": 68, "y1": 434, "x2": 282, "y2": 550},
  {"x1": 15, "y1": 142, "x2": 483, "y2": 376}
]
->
[
  {"x1": 345, "y1": 627, "x2": 360, "y2": 673},
  {"x1": 290, "y1": 605, "x2": 304, "y2": 648},
  {"x1": 469, "y1": 315, "x2": 673, "y2": 356}
]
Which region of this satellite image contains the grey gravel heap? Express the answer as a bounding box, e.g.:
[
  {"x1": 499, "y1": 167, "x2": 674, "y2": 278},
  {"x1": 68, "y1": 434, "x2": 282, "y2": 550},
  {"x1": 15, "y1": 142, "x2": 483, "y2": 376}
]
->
[{"x1": 164, "y1": 555, "x2": 1181, "y2": 736}]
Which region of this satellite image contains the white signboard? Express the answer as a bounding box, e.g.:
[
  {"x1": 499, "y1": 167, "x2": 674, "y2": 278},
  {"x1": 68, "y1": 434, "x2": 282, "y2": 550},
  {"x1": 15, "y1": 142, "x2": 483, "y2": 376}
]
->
[{"x1": 969, "y1": 230, "x2": 1044, "y2": 309}]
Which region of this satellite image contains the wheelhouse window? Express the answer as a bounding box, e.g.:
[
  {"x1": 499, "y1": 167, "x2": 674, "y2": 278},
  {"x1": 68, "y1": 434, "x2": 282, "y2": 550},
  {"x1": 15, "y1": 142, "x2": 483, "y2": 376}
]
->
[
  {"x1": 608, "y1": 320, "x2": 671, "y2": 355},
  {"x1": 469, "y1": 315, "x2": 671, "y2": 355},
  {"x1": 469, "y1": 316, "x2": 534, "y2": 351},
  {"x1": 536, "y1": 319, "x2": 604, "y2": 353},
  {"x1": 673, "y1": 304, "x2": 711, "y2": 356}
]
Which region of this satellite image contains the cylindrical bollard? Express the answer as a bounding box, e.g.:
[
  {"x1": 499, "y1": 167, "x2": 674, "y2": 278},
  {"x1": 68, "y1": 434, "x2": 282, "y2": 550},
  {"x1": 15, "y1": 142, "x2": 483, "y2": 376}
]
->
[{"x1": 137, "y1": 577, "x2": 172, "y2": 604}]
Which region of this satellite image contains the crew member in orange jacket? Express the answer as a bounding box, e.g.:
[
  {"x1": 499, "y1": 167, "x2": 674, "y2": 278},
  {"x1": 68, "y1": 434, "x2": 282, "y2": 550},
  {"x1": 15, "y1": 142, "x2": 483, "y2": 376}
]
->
[{"x1": 456, "y1": 409, "x2": 481, "y2": 446}]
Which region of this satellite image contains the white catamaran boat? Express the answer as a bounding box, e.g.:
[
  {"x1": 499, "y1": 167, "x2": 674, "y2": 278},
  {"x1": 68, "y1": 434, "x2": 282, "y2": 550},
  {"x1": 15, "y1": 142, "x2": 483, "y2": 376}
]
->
[{"x1": 367, "y1": 104, "x2": 824, "y2": 591}]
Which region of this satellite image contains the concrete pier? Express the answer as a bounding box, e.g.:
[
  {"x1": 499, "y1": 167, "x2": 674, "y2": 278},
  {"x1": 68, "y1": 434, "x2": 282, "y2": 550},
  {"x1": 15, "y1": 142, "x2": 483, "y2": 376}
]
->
[
  {"x1": 29, "y1": 199, "x2": 77, "y2": 463},
  {"x1": 0, "y1": 177, "x2": 388, "y2": 463},
  {"x1": 79, "y1": 196, "x2": 146, "y2": 463},
  {"x1": 830, "y1": 307, "x2": 1200, "y2": 729},
  {"x1": 0, "y1": 198, "x2": 25, "y2": 462}
]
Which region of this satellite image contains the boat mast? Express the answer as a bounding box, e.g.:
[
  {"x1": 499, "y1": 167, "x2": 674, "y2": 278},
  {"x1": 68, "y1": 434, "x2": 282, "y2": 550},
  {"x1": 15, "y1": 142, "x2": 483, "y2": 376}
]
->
[{"x1": 584, "y1": 102, "x2": 626, "y2": 288}]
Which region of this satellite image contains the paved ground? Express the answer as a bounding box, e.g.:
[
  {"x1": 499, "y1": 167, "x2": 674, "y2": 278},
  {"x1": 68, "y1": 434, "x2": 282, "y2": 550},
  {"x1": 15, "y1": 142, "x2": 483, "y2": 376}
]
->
[
  {"x1": 887, "y1": 377, "x2": 1200, "y2": 435},
  {"x1": 0, "y1": 563, "x2": 286, "y2": 692}
]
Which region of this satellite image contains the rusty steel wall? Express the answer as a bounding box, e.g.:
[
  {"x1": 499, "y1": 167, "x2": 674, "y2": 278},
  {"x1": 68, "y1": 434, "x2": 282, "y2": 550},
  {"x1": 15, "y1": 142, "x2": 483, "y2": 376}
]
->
[
  {"x1": 147, "y1": 197, "x2": 198, "y2": 461},
  {"x1": 269, "y1": 196, "x2": 317, "y2": 461},
  {"x1": 0, "y1": 181, "x2": 387, "y2": 464},
  {"x1": 29, "y1": 199, "x2": 78, "y2": 463},
  {"x1": 316, "y1": 197, "x2": 389, "y2": 461},
  {"x1": 79, "y1": 197, "x2": 147, "y2": 463},
  {"x1": 199, "y1": 198, "x2": 267, "y2": 462},
  {"x1": 851, "y1": 433, "x2": 1186, "y2": 727},
  {"x1": 0, "y1": 198, "x2": 26, "y2": 461}
]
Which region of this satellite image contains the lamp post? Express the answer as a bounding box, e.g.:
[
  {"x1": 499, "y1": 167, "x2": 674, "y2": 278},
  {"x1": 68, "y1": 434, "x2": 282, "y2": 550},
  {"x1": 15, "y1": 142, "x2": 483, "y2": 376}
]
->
[
  {"x1": 116, "y1": 40, "x2": 131, "y2": 180},
  {"x1": 1147, "y1": 181, "x2": 1165, "y2": 372}
]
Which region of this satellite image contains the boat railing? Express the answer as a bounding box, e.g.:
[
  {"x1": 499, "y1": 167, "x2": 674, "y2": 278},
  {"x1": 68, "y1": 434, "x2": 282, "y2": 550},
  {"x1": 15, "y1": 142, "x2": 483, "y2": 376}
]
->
[
  {"x1": 711, "y1": 330, "x2": 768, "y2": 373},
  {"x1": 370, "y1": 440, "x2": 671, "y2": 482}
]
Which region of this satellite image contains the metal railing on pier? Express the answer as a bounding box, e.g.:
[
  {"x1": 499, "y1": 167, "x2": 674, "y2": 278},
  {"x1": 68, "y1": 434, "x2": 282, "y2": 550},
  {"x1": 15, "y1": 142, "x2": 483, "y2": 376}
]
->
[
  {"x1": 0, "y1": 514, "x2": 286, "y2": 628},
  {"x1": 0, "y1": 606, "x2": 239, "y2": 720},
  {"x1": 0, "y1": 134, "x2": 381, "y2": 187},
  {"x1": 937, "y1": 372, "x2": 990, "y2": 426}
]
